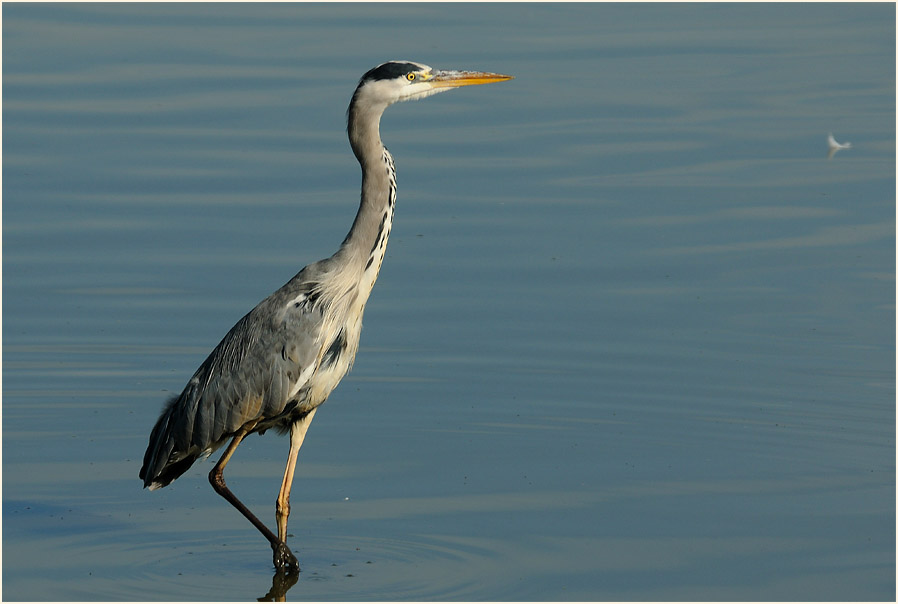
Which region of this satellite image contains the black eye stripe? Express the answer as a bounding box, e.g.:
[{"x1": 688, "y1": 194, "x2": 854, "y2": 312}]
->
[{"x1": 360, "y1": 61, "x2": 422, "y2": 83}]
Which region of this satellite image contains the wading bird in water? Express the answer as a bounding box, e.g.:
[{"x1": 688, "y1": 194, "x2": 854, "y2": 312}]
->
[{"x1": 139, "y1": 61, "x2": 512, "y2": 572}]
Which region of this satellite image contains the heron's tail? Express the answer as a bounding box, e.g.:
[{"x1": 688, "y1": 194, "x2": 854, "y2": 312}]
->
[{"x1": 139, "y1": 394, "x2": 206, "y2": 490}]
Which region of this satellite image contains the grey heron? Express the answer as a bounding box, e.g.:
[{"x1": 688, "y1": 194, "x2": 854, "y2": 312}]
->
[{"x1": 139, "y1": 61, "x2": 512, "y2": 572}]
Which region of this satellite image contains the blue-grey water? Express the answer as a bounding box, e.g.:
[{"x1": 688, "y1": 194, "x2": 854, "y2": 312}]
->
[{"x1": 3, "y1": 3, "x2": 895, "y2": 601}]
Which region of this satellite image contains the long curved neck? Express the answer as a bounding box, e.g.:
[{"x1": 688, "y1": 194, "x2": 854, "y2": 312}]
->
[{"x1": 336, "y1": 98, "x2": 396, "y2": 298}]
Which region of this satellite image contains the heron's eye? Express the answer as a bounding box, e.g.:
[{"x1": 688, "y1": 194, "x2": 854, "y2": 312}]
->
[{"x1": 406, "y1": 73, "x2": 416, "y2": 82}]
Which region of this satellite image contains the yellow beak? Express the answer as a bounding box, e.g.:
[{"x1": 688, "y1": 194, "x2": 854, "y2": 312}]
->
[{"x1": 428, "y1": 70, "x2": 514, "y2": 89}]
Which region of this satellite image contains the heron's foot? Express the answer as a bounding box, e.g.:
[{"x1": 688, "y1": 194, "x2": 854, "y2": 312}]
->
[{"x1": 272, "y1": 541, "x2": 300, "y2": 572}]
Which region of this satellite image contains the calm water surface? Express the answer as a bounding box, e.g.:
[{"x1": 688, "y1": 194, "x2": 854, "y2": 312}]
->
[{"x1": 3, "y1": 3, "x2": 895, "y2": 601}]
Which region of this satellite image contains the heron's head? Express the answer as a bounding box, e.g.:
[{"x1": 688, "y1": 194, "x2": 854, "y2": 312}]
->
[
  {"x1": 353, "y1": 61, "x2": 512, "y2": 105},
  {"x1": 347, "y1": 61, "x2": 512, "y2": 156},
  {"x1": 349, "y1": 61, "x2": 511, "y2": 121}
]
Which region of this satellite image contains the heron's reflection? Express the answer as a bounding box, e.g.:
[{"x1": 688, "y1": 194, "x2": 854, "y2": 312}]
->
[{"x1": 258, "y1": 569, "x2": 300, "y2": 601}]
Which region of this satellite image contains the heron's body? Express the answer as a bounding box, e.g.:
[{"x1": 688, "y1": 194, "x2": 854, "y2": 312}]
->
[
  {"x1": 139, "y1": 147, "x2": 396, "y2": 491},
  {"x1": 139, "y1": 61, "x2": 511, "y2": 572}
]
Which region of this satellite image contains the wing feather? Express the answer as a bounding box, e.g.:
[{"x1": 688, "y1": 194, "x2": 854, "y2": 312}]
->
[{"x1": 140, "y1": 266, "x2": 327, "y2": 489}]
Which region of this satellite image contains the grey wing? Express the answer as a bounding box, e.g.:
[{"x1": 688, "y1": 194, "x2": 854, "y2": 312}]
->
[{"x1": 139, "y1": 275, "x2": 325, "y2": 490}]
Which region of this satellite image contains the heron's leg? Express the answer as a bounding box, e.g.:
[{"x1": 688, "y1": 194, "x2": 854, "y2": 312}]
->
[
  {"x1": 209, "y1": 423, "x2": 298, "y2": 571},
  {"x1": 276, "y1": 408, "x2": 317, "y2": 542}
]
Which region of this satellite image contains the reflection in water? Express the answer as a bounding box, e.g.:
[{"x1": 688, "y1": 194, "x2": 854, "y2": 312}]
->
[{"x1": 258, "y1": 570, "x2": 299, "y2": 601}]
